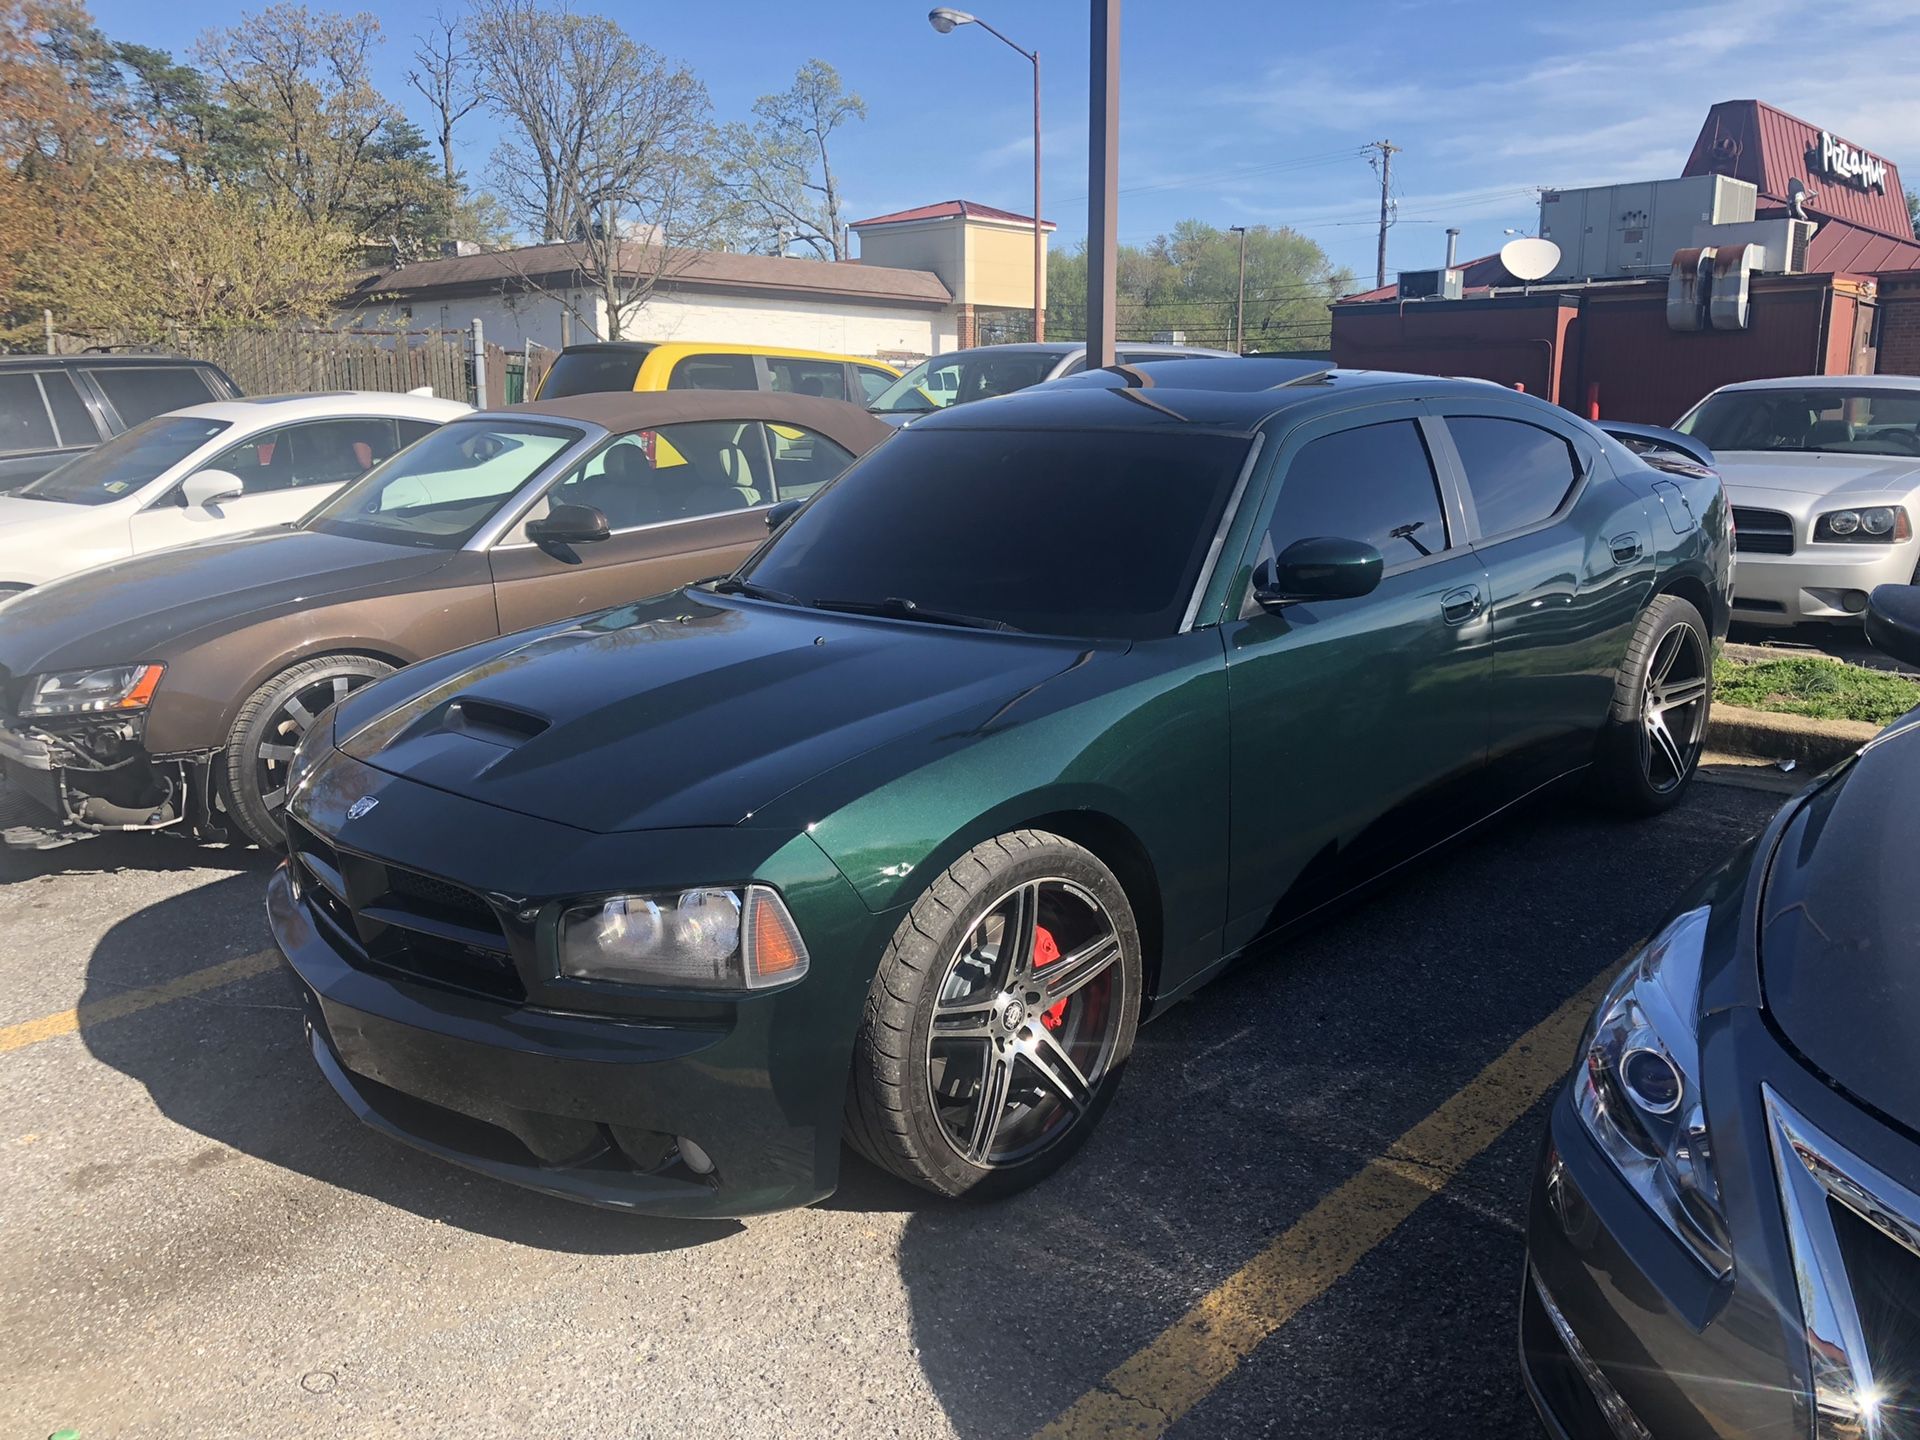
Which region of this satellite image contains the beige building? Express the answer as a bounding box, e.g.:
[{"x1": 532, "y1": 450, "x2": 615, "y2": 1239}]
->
[
  {"x1": 335, "y1": 200, "x2": 1052, "y2": 361},
  {"x1": 849, "y1": 200, "x2": 1055, "y2": 347}
]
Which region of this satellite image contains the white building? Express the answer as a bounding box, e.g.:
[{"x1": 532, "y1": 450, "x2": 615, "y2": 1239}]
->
[{"x1": 336, "y1": 201, "x2": 1052, "y2": 364}]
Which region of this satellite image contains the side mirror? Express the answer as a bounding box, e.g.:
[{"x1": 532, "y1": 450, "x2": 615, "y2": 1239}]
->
[
  {"x1": 1865, "y1": 584, "x2": 1920, "y2": 667},
  {"x1": 765, "y1": 499, "x2": 804, "y2": 532},
  {"x1": 1252, "y1": 536, "x2": 1384, "y2": 610},
  {"x1": 525, "y1": 502, "x2": 610, "y2": 547},
  {"x1": 181, "y1": 469, "x2": 244, "y2": 509}
]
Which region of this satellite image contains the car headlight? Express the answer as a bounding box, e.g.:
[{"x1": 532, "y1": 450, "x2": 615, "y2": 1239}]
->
[
  {"x1": 1814, "y1": 506, "x2": 1909, "y2": 543},
  {"x1": 1575, "y1": 905, "x2": 1732, "y2": 1275},
  {"x1": 19, "y1": 664, "x2": 165, "y2": 718},
  {"x1": 555, "y1": 884, "x2": 808, "y2": 991}
]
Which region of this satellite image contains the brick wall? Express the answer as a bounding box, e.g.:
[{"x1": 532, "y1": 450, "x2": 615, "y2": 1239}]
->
[{"x1": 1879, "y1": 281, "x2": 1920, "y2": 376}]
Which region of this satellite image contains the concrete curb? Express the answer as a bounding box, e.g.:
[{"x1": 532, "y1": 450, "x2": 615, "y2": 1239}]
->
[{"x1": 1705, "y1": 703, "x2": 1880, "y2": 768}]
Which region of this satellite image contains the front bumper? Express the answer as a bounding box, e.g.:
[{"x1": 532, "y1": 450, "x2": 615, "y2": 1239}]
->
[
  {"x1": 1730, "y1": 541, "x2": 1918, "y2": 626},
  {"x1": 0, "y1": 717, "x2": 217, "y2": 846},
  {"x1": 274, "y1": 865, "x2": 830, "y2": 1217},
  {"x1": 268, "y1": 754, "x2": 886, "y2": 1217}
]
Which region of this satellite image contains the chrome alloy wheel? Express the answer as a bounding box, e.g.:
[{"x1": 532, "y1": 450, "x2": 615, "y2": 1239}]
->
[
  {"x1": 1640, "y1": 623, "x2": 1709, "y2": 793},
  {"x1": 253, "y1": 673, "x2": 370, "y2": 814},
  {"x1": 925, "y1": 878, "x2": 1128, "y2": 1168}
]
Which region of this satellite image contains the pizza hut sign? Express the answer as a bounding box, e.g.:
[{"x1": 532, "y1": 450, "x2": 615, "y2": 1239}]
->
[{"x1": 1812, "y1": 130, "x2": 1888, "y2": 193}]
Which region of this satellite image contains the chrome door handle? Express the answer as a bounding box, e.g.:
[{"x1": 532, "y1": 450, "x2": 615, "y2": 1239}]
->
[{"x1": 1440, "y1": 586, "x2": 1483, "y2": 624}]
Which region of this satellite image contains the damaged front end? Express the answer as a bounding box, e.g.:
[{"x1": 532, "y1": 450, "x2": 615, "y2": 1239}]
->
[{"x1": 0, "y1": 664, "x2": 225, "y2": 849}]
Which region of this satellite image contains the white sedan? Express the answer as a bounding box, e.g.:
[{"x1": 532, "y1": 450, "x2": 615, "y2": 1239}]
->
[
  {"x1": 0, "y1": 390, "x2": 471, "y2": 593},
  {"x1": 1677, "y1": 375, "x2": 1920, "y2": 625}
]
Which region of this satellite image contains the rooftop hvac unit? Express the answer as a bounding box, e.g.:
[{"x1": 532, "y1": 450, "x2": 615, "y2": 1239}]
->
[
  {"x1": 1399, "y1": 267, "x2": 1464, "y2": 300},
  {"x1": 1689, "y1": 218, "x2": 1816, "y2": 274},
  {"x1": 1540, "y1": 175, "x2": 1757, "y2": 280}
]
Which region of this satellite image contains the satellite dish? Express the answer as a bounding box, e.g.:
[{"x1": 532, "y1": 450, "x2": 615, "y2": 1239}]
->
[{"x1": 1501, "y1": 236, "x2": 1562, "y2": 282}]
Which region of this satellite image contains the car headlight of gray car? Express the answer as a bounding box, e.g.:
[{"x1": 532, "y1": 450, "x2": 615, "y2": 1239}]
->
[
  {"x1": 1575, "y1": 905, "x2": 1733, "y2": 1274},
  {"x1": 1814, "y1": 506, "x2": 1910, "y2": 543},
  {"x1": 18, "y1": 664, "x2": 165, "y2": 719}
]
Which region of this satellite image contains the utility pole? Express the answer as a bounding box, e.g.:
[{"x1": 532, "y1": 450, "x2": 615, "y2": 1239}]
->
[
  {"x1": 1085, "y1": 0, "x2": 1120, "y2": 368},
  {"x1": 1230, "y1": 225, "x2": 1248, "y2": 354},
  {"x1": 1369, "y1": 139, "x2": 1400, "y2": 291}
]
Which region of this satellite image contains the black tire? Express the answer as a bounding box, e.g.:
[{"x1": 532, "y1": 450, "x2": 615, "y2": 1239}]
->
[
  {"x1": 222, "y1": 654, "x2": 393, "y2": 847},
  {"x1": 1586, "y1": 595, "x2": 1711, "y2": 816},
  {"x1": 844, "y1": 830, "x2": 1144, "y2": 1201}
]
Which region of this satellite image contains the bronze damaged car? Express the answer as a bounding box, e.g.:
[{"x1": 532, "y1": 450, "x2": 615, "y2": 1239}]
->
[{"x1": 0, "y1": 390, "x2": 890, "y2": 849}]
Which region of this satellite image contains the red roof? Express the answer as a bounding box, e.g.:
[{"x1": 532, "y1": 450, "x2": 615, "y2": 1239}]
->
[
  {"x1": 1684, "y1": 100, "x2": 1915, "y2": 241},
  {"x1": 850, "y1": 199, "x2": 1056, "y2": 231},
  {"x1": 1804, "y1": 223, "x2": 1920, "y2": 274}
]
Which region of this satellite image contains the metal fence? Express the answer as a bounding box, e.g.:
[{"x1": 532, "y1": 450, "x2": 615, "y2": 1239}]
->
[{"x1": 48, "y1": 326, "x2": 556, "y2": 407}]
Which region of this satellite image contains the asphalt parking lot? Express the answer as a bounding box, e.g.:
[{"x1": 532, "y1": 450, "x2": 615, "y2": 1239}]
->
[{"x1": 0, "y1": 778, "x2": 1779, "y2": 1440}]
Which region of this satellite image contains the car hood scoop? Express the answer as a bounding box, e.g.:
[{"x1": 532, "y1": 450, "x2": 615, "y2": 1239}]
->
[
  {"x1": 1760, "y1": 726, "x2": 1920, "y2": 1133},
  {"x1": 342, "y1": 594, "x2": 1094, "y2": 833}
]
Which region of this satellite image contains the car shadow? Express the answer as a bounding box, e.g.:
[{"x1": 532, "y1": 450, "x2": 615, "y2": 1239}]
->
[
  {"x1": 0, "y1": 830, "x2": 257, "y2": 884},
  {"x1": 889, "y1": 783, "x2": 1780, "y2": 1439},
  {"x1": 77, "y1": 866, "x2": 736, "y2": 1254}
]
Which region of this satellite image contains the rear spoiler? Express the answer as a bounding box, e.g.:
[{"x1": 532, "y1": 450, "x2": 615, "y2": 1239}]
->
[{"x1": 1595, "y1": 421, "x2": 1715, "y2": 471}]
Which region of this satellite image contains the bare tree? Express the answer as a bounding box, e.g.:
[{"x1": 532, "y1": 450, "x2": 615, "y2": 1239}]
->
[
  {"x1": 719, "y1": 60, "x2": 866, "y2": 260},
  {"x1": 468, "y1": 0, "x2": 717, "y2": 336},
  {"x1": 406, "y1": 8, "x2": 481, "y2": 187}
]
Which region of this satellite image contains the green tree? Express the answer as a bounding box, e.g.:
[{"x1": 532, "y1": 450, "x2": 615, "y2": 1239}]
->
[
  {"x1": 718, "y1": 59, "x2": 867, "y2": 260},
  {"x1": 1908, "y1": 188, "x2": 1918, "y2": 230},
  {"x1": 1046, "y1": 221, "x2": 1351, "y2": 352},
  {"x1": 195, "y1": 5, "x2": 458, "y2": 259}
]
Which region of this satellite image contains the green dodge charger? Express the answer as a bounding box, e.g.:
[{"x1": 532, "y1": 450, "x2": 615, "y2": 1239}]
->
[{"x1": 268, "y1": 359, "x2": 1731, "y2": 1216}]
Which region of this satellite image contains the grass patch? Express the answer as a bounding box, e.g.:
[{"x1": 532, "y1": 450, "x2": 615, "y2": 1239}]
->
[{"x1": 1713, "y1": 654, "x2": 1920, "y2": 726}]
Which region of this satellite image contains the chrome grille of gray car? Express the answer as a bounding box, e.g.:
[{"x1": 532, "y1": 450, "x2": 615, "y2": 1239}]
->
[
  {"x1": 1733, "y1": 507, "x2": 1795, "y2": 555},
  {"x1": 1767, "y1": 1088, "x2": 1920, "y2": 1438}
]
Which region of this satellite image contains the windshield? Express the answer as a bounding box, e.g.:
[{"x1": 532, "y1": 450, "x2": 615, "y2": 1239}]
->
[
  {"x1": 539, "y1": 347, "x2": 653, "y2": 399},
  {"x1": 17, "y1": 415, "x2": 230, "y2": 506},
  {"x1": 741, "y1": 427, "x2": 1253, "y2": 639},
  {"x1": 867, "y1": 351, "x2": 1064, "y2": 414},
  {"x1": 1678, "y1": 388, "x2": 1920, "y2": 457},
  {"x1": 303, "y1": 418, "x2": 582, "y2": 549}
]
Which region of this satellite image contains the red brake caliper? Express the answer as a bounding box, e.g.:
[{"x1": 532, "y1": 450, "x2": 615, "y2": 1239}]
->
[{"x1": 1032, "y1": 925, "x2": 1067, "y2": 1030}]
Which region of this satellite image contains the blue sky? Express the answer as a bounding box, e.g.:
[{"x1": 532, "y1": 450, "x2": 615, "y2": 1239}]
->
[{"x1": 86, "y1": 0, "x2": 1920, "y2": 284}]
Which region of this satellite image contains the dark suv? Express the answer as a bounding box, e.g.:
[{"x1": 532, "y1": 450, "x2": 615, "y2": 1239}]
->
[{"x1": 0, "y1": 354, "x2": 241, "y2": 491}]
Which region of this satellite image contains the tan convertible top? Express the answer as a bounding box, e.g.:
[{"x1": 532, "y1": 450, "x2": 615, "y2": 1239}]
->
[{"x1": 496, "y1": 389, "x2": 895, "y2": 454}]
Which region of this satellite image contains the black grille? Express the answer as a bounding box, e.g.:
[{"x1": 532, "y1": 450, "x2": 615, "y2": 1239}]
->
[
  {"x1": 1733, "y1": 507, "x2": 1795, "y2": 555},
  {"x1": 1832, "y1": 1199, "x2": 1920, "y2": 1439},
  {"x1": 290, "y1": 818, "x2": 523, "y2": 1001}
]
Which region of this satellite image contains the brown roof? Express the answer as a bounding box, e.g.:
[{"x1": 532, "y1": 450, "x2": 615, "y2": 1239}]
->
[
  {"x1": 500, "y1": 388, "x2": 896, "y2": 454},
  {"x1": 850, "y1": 199, "x2": 1056, "y2": 230},
  {"x1": 348, "y1": 241, "x2": 951, "y2": 308}
]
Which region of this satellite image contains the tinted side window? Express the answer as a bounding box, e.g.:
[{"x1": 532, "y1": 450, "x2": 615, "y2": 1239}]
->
[
  {"x1": 855, "y1": 366, "x2": 894, "y2": 403},
  {"x1": 1267, "y1": 420, "x2": 1448, "y2": 569},
  {"x1": 532, "y1": 420, "x2": 768, "y2": 533},
  {"x1": 0, "y1": 373, "x2": 57, "y2": 454},
  {"x1": 764, "y1": 423, "x2": 856, "y2": 501},
  {"x1": 40, "y1": 372, "x2": 98, "y2": 447},
  {"x1": 86, "y1": 366, "x2": 216, "y2": 426},
  {"x1": 396, "y1": 418, "x2": 440, "y2": 447},
  {"x1": 540, "y1": 348, "x2": 646, "y2": 398},
  {"x1": 1448, "y1": 416, "x2": 1581, "y2": 537},
  {"x1": 667, "y1": 354, "x2": 758, "y2": 391},
  {"x1": 766, "y1": 357, "x2": 849, "y2": 401}
]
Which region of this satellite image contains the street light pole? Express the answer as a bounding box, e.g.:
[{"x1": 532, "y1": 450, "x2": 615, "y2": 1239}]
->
[
  {"x1": 1085, "y1": 0, "x2": 1120, "y2": 368},
  {"x1": 928, "y1": 9, "x2": 1045, "y2": 342},
  {"x1": 1230, "y1": 225, "x2": 1247, "y2": 355}
]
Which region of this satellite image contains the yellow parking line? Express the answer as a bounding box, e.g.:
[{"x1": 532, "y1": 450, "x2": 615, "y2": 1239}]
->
[
  {"x1": 0, "y1": 950, "x2": 281, "y2": 1055},
  {"x1": 1031, "y1": 971, "x2": 1610, "y2": 1440}
]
